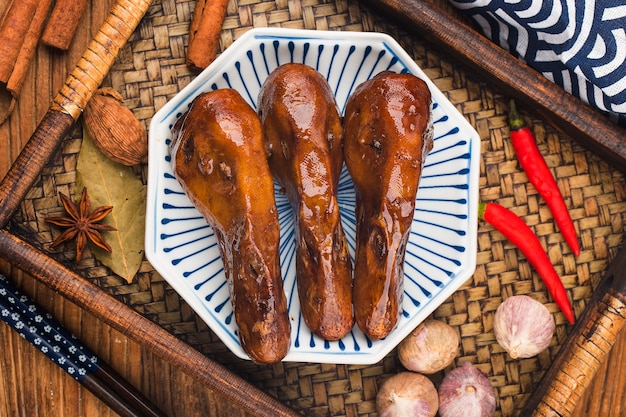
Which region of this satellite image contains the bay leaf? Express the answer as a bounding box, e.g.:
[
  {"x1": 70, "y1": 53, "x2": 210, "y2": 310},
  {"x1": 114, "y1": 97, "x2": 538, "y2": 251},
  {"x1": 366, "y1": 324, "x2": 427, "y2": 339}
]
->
[{"x1": 76, "y1": 124, "x2": 146, "y2": 283}]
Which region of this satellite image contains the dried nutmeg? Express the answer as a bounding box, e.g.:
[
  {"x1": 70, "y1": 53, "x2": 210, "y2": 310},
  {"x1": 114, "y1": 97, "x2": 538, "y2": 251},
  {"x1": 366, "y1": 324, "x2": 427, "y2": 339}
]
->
[
  {"x1": 493, "y1": 295, "x2": 555, "y2": 359},
  {"x1": 83, "y1": 87, "x2": 148, "y2": 166}
]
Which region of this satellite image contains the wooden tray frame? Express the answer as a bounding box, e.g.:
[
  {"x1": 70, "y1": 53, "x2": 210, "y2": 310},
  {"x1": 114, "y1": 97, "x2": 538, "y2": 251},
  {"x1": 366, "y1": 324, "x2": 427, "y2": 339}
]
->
[{"x1": 0, "y1": 0, "x2": 625, "y2": 416}]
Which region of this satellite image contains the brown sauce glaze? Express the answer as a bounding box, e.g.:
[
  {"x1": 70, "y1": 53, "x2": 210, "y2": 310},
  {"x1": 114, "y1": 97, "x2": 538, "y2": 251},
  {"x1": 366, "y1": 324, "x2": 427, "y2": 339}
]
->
[
  {"x1": 170, "y1": 88, "x2": 290, "y2": 364},
  {"x1": 258, "y1": 63, "x2": 354, "y2": 341},
  {"x1": 343, "y1": 71, "x2": 433, "y2": 339}
]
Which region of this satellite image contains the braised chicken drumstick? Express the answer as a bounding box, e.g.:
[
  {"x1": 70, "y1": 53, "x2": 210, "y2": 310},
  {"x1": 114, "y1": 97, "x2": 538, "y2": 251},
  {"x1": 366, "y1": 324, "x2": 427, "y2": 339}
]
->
[
  {"x1": 258, "y1": 63, "x2": 354, "y2": 340},
  {"x1": 170, "y1": 88, "x2": 291, "y2": 363},
  {"x1": 343, "y1": 71, "x2": 433, "y2": 339}
]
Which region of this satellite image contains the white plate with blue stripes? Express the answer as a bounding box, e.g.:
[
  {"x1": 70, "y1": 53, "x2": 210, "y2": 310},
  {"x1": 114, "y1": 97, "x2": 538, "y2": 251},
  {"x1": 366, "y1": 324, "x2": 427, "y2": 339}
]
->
[{"x1": 146, "y1": 28, "x2": 480, "y2": 364}]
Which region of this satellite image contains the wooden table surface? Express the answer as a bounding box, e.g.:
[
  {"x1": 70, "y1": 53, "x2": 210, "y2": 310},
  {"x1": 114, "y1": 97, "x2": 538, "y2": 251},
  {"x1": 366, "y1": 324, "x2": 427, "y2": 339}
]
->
[{"x1": 1, "y1": 1, "x2": 625, "y2": 416}]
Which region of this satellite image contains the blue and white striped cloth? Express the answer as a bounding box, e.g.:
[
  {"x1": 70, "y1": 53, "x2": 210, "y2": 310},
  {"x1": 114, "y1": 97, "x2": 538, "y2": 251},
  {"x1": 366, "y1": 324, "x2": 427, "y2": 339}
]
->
[{"x1": 449, "y1": 0, "x2": 626, "y2": 127}]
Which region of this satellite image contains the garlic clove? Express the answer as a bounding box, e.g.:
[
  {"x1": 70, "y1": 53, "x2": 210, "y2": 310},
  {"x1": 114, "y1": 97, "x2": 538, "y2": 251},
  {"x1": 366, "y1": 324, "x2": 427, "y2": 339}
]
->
[
  {"x1": 397, "y1": 318, "x2": 459, "y2": 374},
  {"x1": 438, "y1": 362, "x2": 496, "y2": 417},
  {"x1": 493, "y1": 295, "x2": 556, "y2": 359},
  {"x1": 376, "y1": 372, "x2": 439, "y2": 417}
]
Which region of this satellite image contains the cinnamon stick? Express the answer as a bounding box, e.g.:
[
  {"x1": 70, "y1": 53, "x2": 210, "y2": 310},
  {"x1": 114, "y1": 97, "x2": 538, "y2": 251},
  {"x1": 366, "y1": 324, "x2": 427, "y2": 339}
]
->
[
  {"x1": 0, "y1": 0, "x2": 53, "y2": 124},
  {"x1": 41, "y1": 0, "x2": 89, "y2": 51},
  {"x1": 0, "y1": 0, "x2": 39, "y2": 83},
  {"x1": 186, "y1": 0, "x2": 230, "y2": 71}
]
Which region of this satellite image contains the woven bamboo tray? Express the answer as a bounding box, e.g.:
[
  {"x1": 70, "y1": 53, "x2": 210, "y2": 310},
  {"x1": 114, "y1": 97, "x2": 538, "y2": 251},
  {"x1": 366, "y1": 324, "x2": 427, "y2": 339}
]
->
[{"x1": 2, "y1": 0, "x2": 626, "y2": 416}]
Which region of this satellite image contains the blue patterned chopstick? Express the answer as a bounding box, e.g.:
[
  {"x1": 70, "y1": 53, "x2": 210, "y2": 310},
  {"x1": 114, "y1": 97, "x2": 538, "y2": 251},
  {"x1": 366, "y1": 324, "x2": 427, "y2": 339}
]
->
[
  {"x1": 0, "y1": 275, "x2": 99, "y2": 380},
  {"x1": 0, "y1": 274, "x2": 167, "y2": 417},
  {"x1": 0, "y1": 291, "x2": 99, "y2": 379}
]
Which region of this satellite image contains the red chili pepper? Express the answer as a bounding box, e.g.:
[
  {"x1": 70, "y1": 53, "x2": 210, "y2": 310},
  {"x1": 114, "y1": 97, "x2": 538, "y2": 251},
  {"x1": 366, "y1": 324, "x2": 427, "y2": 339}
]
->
[
  {"x1": 479, "y1": 202, "x2": 575, "y2": 324},
  {"x1": 509, "y1": 101, "x2": 580, "y2": 257}
]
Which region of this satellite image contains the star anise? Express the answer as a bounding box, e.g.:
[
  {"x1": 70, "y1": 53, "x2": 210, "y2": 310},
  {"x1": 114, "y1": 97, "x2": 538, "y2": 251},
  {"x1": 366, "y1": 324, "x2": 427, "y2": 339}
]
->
[{"x1": 45, "y1": 187, "x2": 117, "y2": 262}]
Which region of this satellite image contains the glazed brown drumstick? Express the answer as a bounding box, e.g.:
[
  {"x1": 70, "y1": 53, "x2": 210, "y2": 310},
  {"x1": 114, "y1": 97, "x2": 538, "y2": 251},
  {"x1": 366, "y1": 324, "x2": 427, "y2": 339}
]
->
[
  {"x1": 343, "y1": 71, "x2": 433, "y2": 339},
  {"x1": 258, "y1": 63, "x2": 354, "y2": 340},
  {"x1": 170, "y1": 89, "x2": 291, "y2": 364}
]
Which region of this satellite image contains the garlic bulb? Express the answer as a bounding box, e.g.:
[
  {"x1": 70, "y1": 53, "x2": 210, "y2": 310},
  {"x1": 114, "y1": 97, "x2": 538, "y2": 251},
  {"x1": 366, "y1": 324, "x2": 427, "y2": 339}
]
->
[
  {"x1": 493, "y1": 295, "x2": 555, "y2": 359},
  {"x1": 376, "y1": 372, "x2": 439, "y2": 417},
  {"x1": 397, "y1": 319, "x2": 459, "y2": 374},
  {"x1": 438, "y1": 362, "x2": 496, "y2": 417}
]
